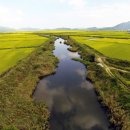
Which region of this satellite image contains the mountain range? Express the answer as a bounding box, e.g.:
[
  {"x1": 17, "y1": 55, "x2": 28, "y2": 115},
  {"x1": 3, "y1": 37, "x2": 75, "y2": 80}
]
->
[
  {"x1": 0, "y1": 26, "x2": 15, "y2": 32},
  {"x1": 0, "y1": 21, "x2": 130, "y2": 32},
  {"x1": 87, "y1": 21, "x2": 130, "y2": 31},
  {"x1": 0, "y1": 27, "x2": 41, "y2": 32}
]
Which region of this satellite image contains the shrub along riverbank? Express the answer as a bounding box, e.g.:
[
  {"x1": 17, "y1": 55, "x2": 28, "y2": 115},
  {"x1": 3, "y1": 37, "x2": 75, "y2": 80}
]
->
[
  {"x1": 63, "y1": 36, "x2": 130, "y2": 130},
  {"x1": 0, "y1": 37, "x2": 58, "y2": 130}
]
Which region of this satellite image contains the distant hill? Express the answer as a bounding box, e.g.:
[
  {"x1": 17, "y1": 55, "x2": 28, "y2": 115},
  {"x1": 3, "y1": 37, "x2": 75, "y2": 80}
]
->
[
  {"x1": 87, "y1": 21, "x2": 130, "y2": 31},
  {"x1": 0, "y1": 26, "x2": 15, "y2": 32},
  {"x1": 1, "y1": 21, "x2": 130, "y2": 32},
  {"x1": 0, "y1": 26, "x2": 41, "y2": 32},
  {"x1": 87, "y1": 27, "x2": 98, "y2": 30},
  {"x1": 54, "y1": 28, "x2": 72, "y2": 30},
  {"x1": 54, "y1": 21, "x2": 130, "y2": 31},
  {"x1": 18, "y1": 28, "x2": 41, "y2": 31},
  {"x1": 112, "y1": 21, "x2": 130, "y2": 30}
]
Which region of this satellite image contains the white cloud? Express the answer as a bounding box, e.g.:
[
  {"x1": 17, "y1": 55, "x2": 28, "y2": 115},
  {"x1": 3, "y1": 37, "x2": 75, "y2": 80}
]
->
[
  {"x1": 0, "y1": 1, "x2": 130, "y2": 28},
  {"x1": 0, "y1": 5, "x2": 24, "y2": 28},
  {"x1": 58, "y1": 0, "x2": 87, "y2": 9},
  {"x1": 43, "y1": 2, "x2": 130, "y2": 29},
  {"x1": 68, "y1": 0, "x2": 86, "y2": 8}
]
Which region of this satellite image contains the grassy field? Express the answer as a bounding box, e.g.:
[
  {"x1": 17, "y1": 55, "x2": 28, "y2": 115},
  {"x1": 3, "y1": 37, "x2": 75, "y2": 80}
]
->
[
  {"x1": 70, "y1": 36, "x2": 130, "y2": 61},
  {"x1": 0, "y1": 33, "x2": 48, "y2": 74}
]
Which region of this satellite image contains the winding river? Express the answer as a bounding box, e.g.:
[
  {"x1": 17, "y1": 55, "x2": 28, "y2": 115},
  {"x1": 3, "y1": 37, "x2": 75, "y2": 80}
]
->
[{"x1": 33, "y1": 38, "x2": 111, "y2": 130}]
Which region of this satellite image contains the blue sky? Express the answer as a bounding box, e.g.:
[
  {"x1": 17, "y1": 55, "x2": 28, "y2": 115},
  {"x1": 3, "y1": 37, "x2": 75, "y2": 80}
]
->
[{"x1": 0, "y1": 0, "x2": 130, "y2": 28}]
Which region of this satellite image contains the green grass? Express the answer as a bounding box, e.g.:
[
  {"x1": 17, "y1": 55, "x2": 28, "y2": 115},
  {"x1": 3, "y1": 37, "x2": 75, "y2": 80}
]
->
[
  {"x1": 70, "y1": 36, "x2": 130, "y2": 61},
  {"x1": 0, "y1": 33, "x2": 49, "y2": 74}
]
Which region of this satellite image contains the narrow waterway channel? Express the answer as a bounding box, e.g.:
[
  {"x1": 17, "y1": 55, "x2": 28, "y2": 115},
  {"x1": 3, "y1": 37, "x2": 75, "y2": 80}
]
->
[{"x1": 33, "y1": 38, "x2": 111, "y2": 130}]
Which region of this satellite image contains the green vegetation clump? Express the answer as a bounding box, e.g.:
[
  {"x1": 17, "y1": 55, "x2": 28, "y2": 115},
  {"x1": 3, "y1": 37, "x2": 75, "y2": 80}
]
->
[
  {"x1": 119, "y1": 72, "x2": 130, "y2": 80},
  {"x1": 0, "y1": 38, "x2": 58, "y2": 130},
  {"x1": 106, "y1": 58, "x2": 130, "y2": 71}
]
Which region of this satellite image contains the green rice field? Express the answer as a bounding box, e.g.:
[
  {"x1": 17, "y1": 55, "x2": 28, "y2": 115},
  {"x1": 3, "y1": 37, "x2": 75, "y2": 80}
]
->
[
  {"x1": 0, "y1": 33, "x2": 48, "y2": 74},
  {"x1": 70, "y1": 36, "x2": 130, "y2": 61},
  {"x1": 0, "y1": 33, "x2": 48, "y2": 49}
]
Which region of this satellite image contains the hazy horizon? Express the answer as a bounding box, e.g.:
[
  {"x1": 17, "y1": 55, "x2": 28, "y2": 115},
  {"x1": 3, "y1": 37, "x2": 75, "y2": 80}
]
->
[{"x1": 0, "y1": 0, "x2": 130, "y2": 29}]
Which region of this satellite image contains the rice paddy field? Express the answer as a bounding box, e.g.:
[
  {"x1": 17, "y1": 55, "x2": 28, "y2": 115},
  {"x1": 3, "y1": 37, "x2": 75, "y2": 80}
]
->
[
  {"x1": 70, "y1": 35, "x2": 130, "y2": 61},
  {"x1": 0, "y1": 33, "x2": 48, "y2": 74},
  {"x1": 0, "y1": 33, "x2": 48, "y2": 49},
  {"x1": 0, "y1": 31, "x2": 130, "y2": 129},
  {"x1": 41, "y1": 30, "x2": 130, "y2": 39}
]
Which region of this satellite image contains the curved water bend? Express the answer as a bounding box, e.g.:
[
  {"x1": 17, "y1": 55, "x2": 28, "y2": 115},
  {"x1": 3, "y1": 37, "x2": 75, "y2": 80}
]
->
[{"x1": 33, "y1": 38, "x2": 111, "y2": 130}]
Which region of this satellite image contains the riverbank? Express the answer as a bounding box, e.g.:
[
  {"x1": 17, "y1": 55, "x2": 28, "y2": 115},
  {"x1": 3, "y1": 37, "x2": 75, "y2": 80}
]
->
[
  {"x1": 63, "y1": 36, "x2": 130, "y2": 130},
  {"x1": 0, "y1": 37, "x2": 58, "y2": 130}
]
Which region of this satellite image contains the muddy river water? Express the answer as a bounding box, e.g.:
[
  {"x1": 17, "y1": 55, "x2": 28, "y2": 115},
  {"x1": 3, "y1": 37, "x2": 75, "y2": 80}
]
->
[{"x1": 33, "y1": 38, "x2": 111, "y2": 130}]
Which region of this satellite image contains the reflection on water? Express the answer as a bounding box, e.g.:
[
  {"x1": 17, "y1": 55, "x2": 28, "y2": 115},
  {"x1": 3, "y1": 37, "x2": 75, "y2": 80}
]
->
[{"x1": 33, "y1": 38, "x2": 111, "y2": 130}]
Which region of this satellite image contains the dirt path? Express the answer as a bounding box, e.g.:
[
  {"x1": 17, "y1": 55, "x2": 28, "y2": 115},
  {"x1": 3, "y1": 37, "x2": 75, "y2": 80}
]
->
[
  {"x1": 96, "y1": 57, "x2": 130, "y2": 74},
  {"x1": 110, "y1": 66, "x2": 130, "y2": 73},
  {"x1": 96, "y1": 57, "x2": 130, "y2": 91},
  {"x1": 96, "y1": 57, "x2": 114, "y2": 76}
]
